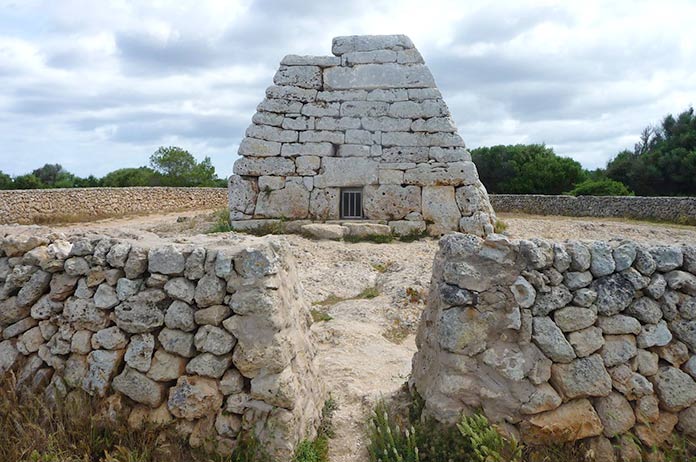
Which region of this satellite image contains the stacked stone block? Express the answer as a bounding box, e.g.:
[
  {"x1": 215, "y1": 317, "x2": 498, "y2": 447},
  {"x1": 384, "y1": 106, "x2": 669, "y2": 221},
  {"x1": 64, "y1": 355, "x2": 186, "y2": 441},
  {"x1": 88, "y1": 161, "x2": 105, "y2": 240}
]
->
[
  {"x1": 412, "y1": 233, "x2": 696, "y2": 456},
  {"x1": 0, "y1": 230, "x2": 323, "y2": 459},
  {"x1": 229, "y1": 34, "x2": 495, "y2": 236}
]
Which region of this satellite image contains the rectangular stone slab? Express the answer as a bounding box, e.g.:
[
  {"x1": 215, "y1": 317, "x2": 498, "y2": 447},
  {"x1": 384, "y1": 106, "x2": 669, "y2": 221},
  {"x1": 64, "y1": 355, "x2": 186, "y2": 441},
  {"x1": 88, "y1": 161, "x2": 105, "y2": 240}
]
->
[{"x1": 323, "y1": 63, "x2": 436, "y2": 90}]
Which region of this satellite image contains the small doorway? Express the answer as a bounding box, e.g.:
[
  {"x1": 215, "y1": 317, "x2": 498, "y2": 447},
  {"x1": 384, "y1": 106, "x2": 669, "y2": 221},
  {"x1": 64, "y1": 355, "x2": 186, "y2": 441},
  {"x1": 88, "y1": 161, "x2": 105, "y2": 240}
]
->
[{"x1": 340, "y1": 188, "x2": 363, "y2": 219}]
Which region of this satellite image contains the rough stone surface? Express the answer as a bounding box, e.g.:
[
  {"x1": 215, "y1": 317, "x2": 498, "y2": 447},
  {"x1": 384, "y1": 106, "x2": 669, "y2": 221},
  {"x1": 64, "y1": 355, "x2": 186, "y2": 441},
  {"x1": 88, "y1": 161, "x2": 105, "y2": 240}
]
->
[{"x1": 229, "y1": 35, "x2": 495, "y2": 236}]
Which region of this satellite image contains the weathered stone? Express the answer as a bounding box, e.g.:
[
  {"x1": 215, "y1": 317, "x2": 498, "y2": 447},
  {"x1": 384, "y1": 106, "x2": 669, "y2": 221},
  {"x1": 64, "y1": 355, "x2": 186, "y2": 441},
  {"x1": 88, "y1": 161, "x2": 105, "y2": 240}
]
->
[
  {"x1": 70, "y1": 330, "x2": 92, "y2": 354},
  {"x1": 550, "y1": 354, "x2": 611, "y2": 399},
  {"x1": 186, "y1": 352, "x2": 232, "y2": 379},
  {"x1": 665, "y1": 270, "x2": 696, "y2": 295},
  {"x1": 255, "y1": 181, "x2": 310, "y2": 219},
  {"x1": 168, "y1": 375, "x2": 223, "y2": 420},
  {"x1": 91, "y1": 327, "x2": 127, "y2": 350},
  {"x1": 626, "y1": 297, "x2": 662, "y2": 324},
  {"x1": 16, "y1": 270, "x2": 52, "y2": 307},
  {"x1": 147, "y1": 349, "x2": 188, "y2": 382},
  {"x1": 64, "y1": 257, "x2": 90, "y2": 276},
  {"x1": 437, "y1": 306, "x2": 490, "y2": 356},
  {"x1": 609, "y1": 364, "x2": 654, "y2": 399},
  {"x1": 654, "y1": 340, "x2": 689, "y2": 367},
  {"x1": 301, "y1": 223, "x2": 348, "y2": 240},
  {"x1": 124, "y1": 247, "x2": 148, "y2": 279},
  {"x1": 613, "y1": 242, "x2": 637, "y2": 272},
  {"x1": 114, "y1": 289, "x2": 167, "y2": 333},
  {"x1": 645, "y1": 274, "x2": 667, "y2": 299},
  {"x1": 650, "y1": 245, "x2": 683, "y2": 272},
  {"x1": 83, "y1": 349, "x2": 124, "y2": 396},
  {"x1": 636, "y1": 394, "x2": 660, "y2": 424},
  {"x1": 554, "y1": 306, "x2": 596, "y2": 332},
  {"x1": 363, "y1": 185, "x2": 420, "y2": 221},
  {"x1": 591, "y1": 273, "x2": 635, "y2": 316},
  {"x1": 568, "y1": 326, "x2": 605, "y2": 358},
  {"x1": 274, "y1": 65, "x2": 322, "y2": 89},
  {"x1": 595, "y1": 391, "x2": 635, "y2": 437},
  {"x1": 510, "y1": 276, "x2": 536, "y2": 309},
  {"x1": 519, "y1": 383, "x2": 562, "y2": 415},
  {"x1": 124, "y1": 333, "x2": 154, "y2": 373},
  {"x1": 164, "y1": 300, "x2": 196, "y2": 332},
  {"x1": 30, "y1": 295, "x2": 62, "y2": 320},
  {"x1": 520, "y1": 399, "x2": 603, "y2": 444},
  {"x1": 193, "y1": 305, "x2": 230, "y2": 327},
  {"x1": 635, "y1": 412, "x2": 678, "y2": 447},
  {"x1": 194, "y1": 325, "x2": 236, "y2": 356},
  {"x1": 148, "y1": 246, "x2": 185, "y2": 275},
  {"x1": 590, "y1": 241, "x2": 616, "y2": 277},
  {"x1": 94, "y1": 283, "x2": 119, "y2": 309},
  {"x1": 678, "y1": 405, "x2": 696, "y2": 436},
  {"x1": 219, "y1": 369, "x2": 245, "y2": 395},
  {"x1": 113, "y1": 366, "x2": 165, "y2": 407},
  {"x1": 17, "y1": 326, "x2": 44, "y2": 354},
  {"x1": 0, "y1": 339, "x2": 19, "y2": 374},
  {"x1": 194, "y1": 274, "x2": 226, "y2": 308},
  {"x1": 637, "y1": 320, "x2": 672, "y2": 348},
  {"x1": 566, "y1": 241, "x2": 591, "y2": 271},
  {"x1": 215, "y1": 412, "x2": 242, "y2": 438},
  {"x1": 532, "y1": 285, "x2": 573, "y2": 316},
  {"x1": 250, "y1": 366, "x2": 299, "y2": 409},
  {"x1": 106, "y1": 242, "x2": 131, "y2": 268},
  {"x1": 652, "y1": 366, "x2": 696, "y2": 412},
  {"x1": 634, "y1": 349, "x2": 659, "y2": 376},
  {"x1": 63, "y1": 297, "x2": 108, "y2": 332},
  {"x1": 597, "y1": 315, "x2": 641, "y2": 335},
  {"x1": 532, "y1": 316, "x2": 576, "y2": 363},
  {"x1": 164, "y1": 277, "x2": 195, "y2": 304},
  {"x1": 158, "y1": 328, "x2": 195, "y2": 358},
  {"x1": 600, "y1": 335, "x2": 637, "y2": 367},
  {"x1": 564, "y1": 271, "x2": 593, "y2": 290}
]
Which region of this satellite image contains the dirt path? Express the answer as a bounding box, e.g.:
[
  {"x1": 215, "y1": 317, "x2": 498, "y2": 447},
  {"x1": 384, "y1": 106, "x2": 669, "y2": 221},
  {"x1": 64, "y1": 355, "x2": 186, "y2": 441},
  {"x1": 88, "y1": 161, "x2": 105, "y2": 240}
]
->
[{"x1": 42, "y1": 210, "x2": 696, "y2": 461}]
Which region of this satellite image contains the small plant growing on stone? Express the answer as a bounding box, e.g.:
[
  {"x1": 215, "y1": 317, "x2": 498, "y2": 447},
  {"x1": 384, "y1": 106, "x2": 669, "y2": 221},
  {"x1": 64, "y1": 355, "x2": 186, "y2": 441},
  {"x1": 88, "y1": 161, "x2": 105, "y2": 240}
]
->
[
  {"x1": 208, "y1": 209, "x2": 233, "y2": 233},
  {"x1": 372, "y1": 261, "x2": 395, "y2": 273},
  {"x1": 358, "y1": 286, "x2": 380, "y2": 299},
  {"x1": 457, "y1": 413, "x2": 522, "y2": 462},
  {"x1": 405, "y1": 287, "x2": 425, "y2": 304},
  {"x1": 494, "y1": 219, "x2": 508, "y2": 234},
  {"x1": 310, "y1": 308, "x2": 333, "y2": 323}
]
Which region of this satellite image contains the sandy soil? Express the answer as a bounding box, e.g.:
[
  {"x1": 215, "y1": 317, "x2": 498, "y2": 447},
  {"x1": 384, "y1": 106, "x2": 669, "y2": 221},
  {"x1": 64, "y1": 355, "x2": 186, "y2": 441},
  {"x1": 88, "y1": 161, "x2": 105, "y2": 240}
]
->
[{"x1": 14, "y1": 211, "x2": 694, "y2": 460}]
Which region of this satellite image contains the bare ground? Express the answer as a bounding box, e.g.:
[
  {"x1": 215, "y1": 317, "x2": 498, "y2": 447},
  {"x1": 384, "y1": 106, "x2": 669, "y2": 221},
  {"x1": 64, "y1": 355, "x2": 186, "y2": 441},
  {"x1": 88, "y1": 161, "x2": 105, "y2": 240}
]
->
[{"x1": 27, "y1": 211, "x2": 695, "y2": 461}]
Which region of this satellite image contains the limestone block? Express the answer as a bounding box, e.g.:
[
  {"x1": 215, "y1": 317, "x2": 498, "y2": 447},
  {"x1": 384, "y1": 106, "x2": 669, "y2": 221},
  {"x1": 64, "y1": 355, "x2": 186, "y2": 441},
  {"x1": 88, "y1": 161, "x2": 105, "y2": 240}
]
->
[
  {"x1": 168, "y1": 375, "x2": 223, "y2": 420},
  {"x1": 520, "y1": 399, "x2": 603, "y2": 444},
  {"x1": 301, "y1": 102, "x2": 340, "y2": 117},
  {"x1": 295, "y1": 156, "x2": 320, "y2": 176},
  {"x1": 245, "y1": 124, "x2": 298, "y2": 143},
  {"x1": 343, "y1": 223, "x2": 391, "y2": 238},
  {"x1": 337, "y1": 144, "x2": 371, "y2": 157},
  {"x1": 234, "y1": 157, "x2": 295, "y2": 177},
  {"x1": 388, "y1": 220, "x2": 426, "y2": 237},
  {"x1": 366, "y1": 89, "x2": 408, "y2": 101},
  {"x1": 282, "y1": 116, "x2": 313, "y2": 130},
  {"x1": 299, "y1": 130, "x2": 344, "y2": 144},
  {"x1": 265, "y1": 85, "x2": 318, "y2": 102},
  {"x1": 255, "y1": 181, "x2": 310, "y2": 219},
  {"x1": 421, "y1": 186, "x2": 460, "y2": 235},
  {"x1": 316, "y1": 89, "x2": 368, "y2": 101},
  {"x1": 281, "y1": 142, "x2": 334, "y2": 157},
  {"x1": 258, "y1": 176, "x2": 285, "y2": 191},
  {"x1": 361, "y1": 116, "x2": 412, "y2": 132},
  {"x1": 549, "y1": 355, "x2": 611, "y2": 399},
  {"x1": 147, "y1": 350, "x2": 187, "y2": 382},
  {"x1": 404, "y1": 162, "x2": 480, "y2": 187},
  {"x1": 280, "y1": 55, "x2": 340, "y2": 67},
  {"x1": 237, "y1": 137, "x2": 282, "y2": 157},
  {"x1": 331, "y1": 34, "x2": 415, "y2": 55},
  {"x1": 273, "y1": 65, "x2": 322, "y2": 89},
  {"x1": 315, "y1": 116, "x2": 361, "y2": 130},
  {"x1": 113, "y1": 366, "x2": 165, "y2": 407},
  {"x1": 313, "y1": 158, "x2": 378, "y2": 188},
  {"x1": 345, "y1": 129, "x2": 379, "y2": 145},
  {"x1": 324, "y1": 62, "x2": 433, "y2": 91},
  {"x1": 301, "y1": 224, "x2": 348, "y2": 240},
  {"x1": 595, "y1": 392, "x2": 635, "y2": 438},
  {"x1": 342, "y1": 49, "x2": 397, "y2": 65},
  {"x1": 455, "y1": 184, "x2": 493, "y2": 216},
  {"x1": 389, "y1": 100, "x2": 449, "y2": 118},
  {"x1": 309, "y1": 188, "x2": 340, "y2": 220},
  {"x1": 378, "y1": 169, "x2": 404, "y2": 184},
  {"x1": 252, "y1": 111, "x2": 283, "y2": 127},
  {"x1": 257, "y1": 98, "x2": 303, "y2": 114},
  {"x1": 362, "y1": 185, "x2": 420, "y2": 221},
  {"x1": 340, "y1": 101, "x2": 389, "y2": 117}
]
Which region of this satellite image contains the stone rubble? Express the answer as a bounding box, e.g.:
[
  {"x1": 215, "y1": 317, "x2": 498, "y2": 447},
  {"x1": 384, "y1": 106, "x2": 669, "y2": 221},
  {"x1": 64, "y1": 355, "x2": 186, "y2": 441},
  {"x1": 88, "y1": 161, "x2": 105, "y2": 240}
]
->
[
  {"x1": 229, "y1": 35, "x2": 495, "y2": 237},
  {"x1": 412, "y1": 233, "x2": 696, "y2": 451},
  {"x1": 0, "y1": 229, "x2": 323, "y2": 460}
]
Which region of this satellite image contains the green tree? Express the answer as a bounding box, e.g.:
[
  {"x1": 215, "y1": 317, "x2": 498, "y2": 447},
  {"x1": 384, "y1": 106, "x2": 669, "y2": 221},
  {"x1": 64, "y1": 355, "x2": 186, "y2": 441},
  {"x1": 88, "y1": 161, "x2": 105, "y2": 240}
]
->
[
  {"x1": 568, "y1": 178, "x2": 633, "y2": 196},
  {"x1": 101, "y1": 167, "x2": 157, "y2": 187},
  {"x1": 471, "y1": 144, "x2": 586, "y2": 194},
  {"x1": 73, "y1": 175, "x2": 102, "y2": 188},
  {"x1": 0, "y1": 171, "x2": 12, "y2": 189},
  {"x1": 31, "y1": 163, "x2": 76, "y2": 188},
  {"x1": 149, "y1": 146, "x2": 221, "y2": 186},
  {"x1": 606, "y1": 107, "x2": 696, "y2": 196},
  {"x1": 12, "y1": 174, "x2": 44, "y2": 189}
]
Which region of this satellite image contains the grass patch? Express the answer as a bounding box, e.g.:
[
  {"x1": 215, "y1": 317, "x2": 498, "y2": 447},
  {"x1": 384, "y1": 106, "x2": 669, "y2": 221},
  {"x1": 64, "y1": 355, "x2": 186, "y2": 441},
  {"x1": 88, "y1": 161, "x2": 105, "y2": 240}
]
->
[
  {"x1": 207, "y1": 208, "x2": 233, "y2": 234},
  {"x1": 313, "y1": 286, "x2": 379, "y2": 307},
  {"x1": 292, "y1": 397, "x2": 337, "y2": 462},
  {"x1": 382, "y1": 321, "x2": 411, "y2": 345},
  {"x1": 405, "y1": 287, "x2": 425, "y2": 304},
  {"x1": 344, "y1": 234, "x2": 394, "y2": 244},
  {"x1": 397, "y1": 230, "x2": 429, "y2": 242},
  {"x1": 357, "y1": 286, "x2": 380, "y2": 299},
  {"x1": 371, "y1": 261, "x2": 395, "y2": 273},
  {"x1": 494, "y1": 219, "x2": 508, "y2": 233},
  {"x1": 310, "y1": 308, "x2": 333, "y2": 323}
]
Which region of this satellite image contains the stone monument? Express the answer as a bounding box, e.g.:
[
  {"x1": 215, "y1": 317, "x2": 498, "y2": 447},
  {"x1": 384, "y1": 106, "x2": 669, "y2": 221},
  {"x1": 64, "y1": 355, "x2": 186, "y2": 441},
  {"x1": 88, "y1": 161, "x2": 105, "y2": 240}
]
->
[{"x1": 229, "y1": 34, "x2": 495, "y2": 236}]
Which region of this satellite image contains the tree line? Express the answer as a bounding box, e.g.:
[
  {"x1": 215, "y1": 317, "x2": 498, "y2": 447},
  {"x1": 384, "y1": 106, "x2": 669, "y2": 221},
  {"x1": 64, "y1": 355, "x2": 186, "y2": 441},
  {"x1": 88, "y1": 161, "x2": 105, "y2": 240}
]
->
[
  {"x1": 0, "y1": 146, "x2": 227, "y2": 190},
  {"x1": 2, "y1": 108, "x2": 695, "y2": 196},
  {"x1": 472, "y1": 107, "x2": 696, "y2": 196}
]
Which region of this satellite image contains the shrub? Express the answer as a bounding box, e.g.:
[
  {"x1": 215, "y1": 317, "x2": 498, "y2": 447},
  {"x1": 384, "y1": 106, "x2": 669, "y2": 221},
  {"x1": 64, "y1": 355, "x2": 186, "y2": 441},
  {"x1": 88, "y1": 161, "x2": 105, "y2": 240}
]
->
[
  {"x1": 567, "y1": 178, "x2": 634, "y2": 196},
  {"x1": 494, "y1": 219, "x2": 508, "y2": 233}
]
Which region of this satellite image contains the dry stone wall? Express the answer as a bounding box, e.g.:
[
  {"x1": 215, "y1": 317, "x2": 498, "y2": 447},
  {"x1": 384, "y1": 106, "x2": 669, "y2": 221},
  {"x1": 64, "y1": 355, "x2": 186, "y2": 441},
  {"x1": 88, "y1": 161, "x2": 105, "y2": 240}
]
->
[
  {"x1": 412, "y1": 233, "x2": 696, "y2": 453},
  {"x1": 0, "y1": 229, "x2": 323, "y2": 459},
  {"x1": 229, "y1": 34, "x2": 495, "y2": 237},
  {"x1": 0, "y1": 187, "x2": 228, "y2": 225},
  {"x1": 491, "y1": 194, "x2": 696, "y2": 223}
]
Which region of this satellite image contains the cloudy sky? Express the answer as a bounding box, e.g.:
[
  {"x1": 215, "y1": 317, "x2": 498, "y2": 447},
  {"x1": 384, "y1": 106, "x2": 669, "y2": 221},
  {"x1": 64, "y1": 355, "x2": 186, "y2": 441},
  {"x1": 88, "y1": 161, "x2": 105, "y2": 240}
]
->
[{"x1": 1, "y1": 0, "x2": 695, "y2": 178}]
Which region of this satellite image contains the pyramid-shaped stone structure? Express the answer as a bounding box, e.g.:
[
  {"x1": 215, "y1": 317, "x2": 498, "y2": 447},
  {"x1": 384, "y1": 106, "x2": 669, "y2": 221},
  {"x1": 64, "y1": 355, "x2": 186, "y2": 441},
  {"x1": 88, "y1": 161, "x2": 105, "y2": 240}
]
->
[{"x1": 229, "y1": 34, "x2": 496, "y2": 236}]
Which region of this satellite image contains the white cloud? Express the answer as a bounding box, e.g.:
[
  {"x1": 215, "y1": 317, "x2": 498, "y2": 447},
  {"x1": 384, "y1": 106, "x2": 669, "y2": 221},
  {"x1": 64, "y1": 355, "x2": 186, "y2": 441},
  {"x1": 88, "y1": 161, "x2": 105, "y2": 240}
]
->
[{"x1": 0, "y1": 0, "x2": 695, "y2": 177}]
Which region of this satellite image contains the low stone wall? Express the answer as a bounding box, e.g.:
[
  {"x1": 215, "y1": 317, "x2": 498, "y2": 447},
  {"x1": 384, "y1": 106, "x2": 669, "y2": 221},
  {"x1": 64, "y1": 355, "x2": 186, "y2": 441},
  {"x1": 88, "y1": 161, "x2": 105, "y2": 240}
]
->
[
  {"x1": 0, "y1": 187, "x2": 228, "y2": 225},
  {"x1": 0, "y1": 229, "x2": 323, "y2": 459},
  {"x1": 491, "y1": 194, "x2": 696, "y2": 223},
  {"x1": 412, "y1": 233, "x2": 696, "y2": 456}
]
